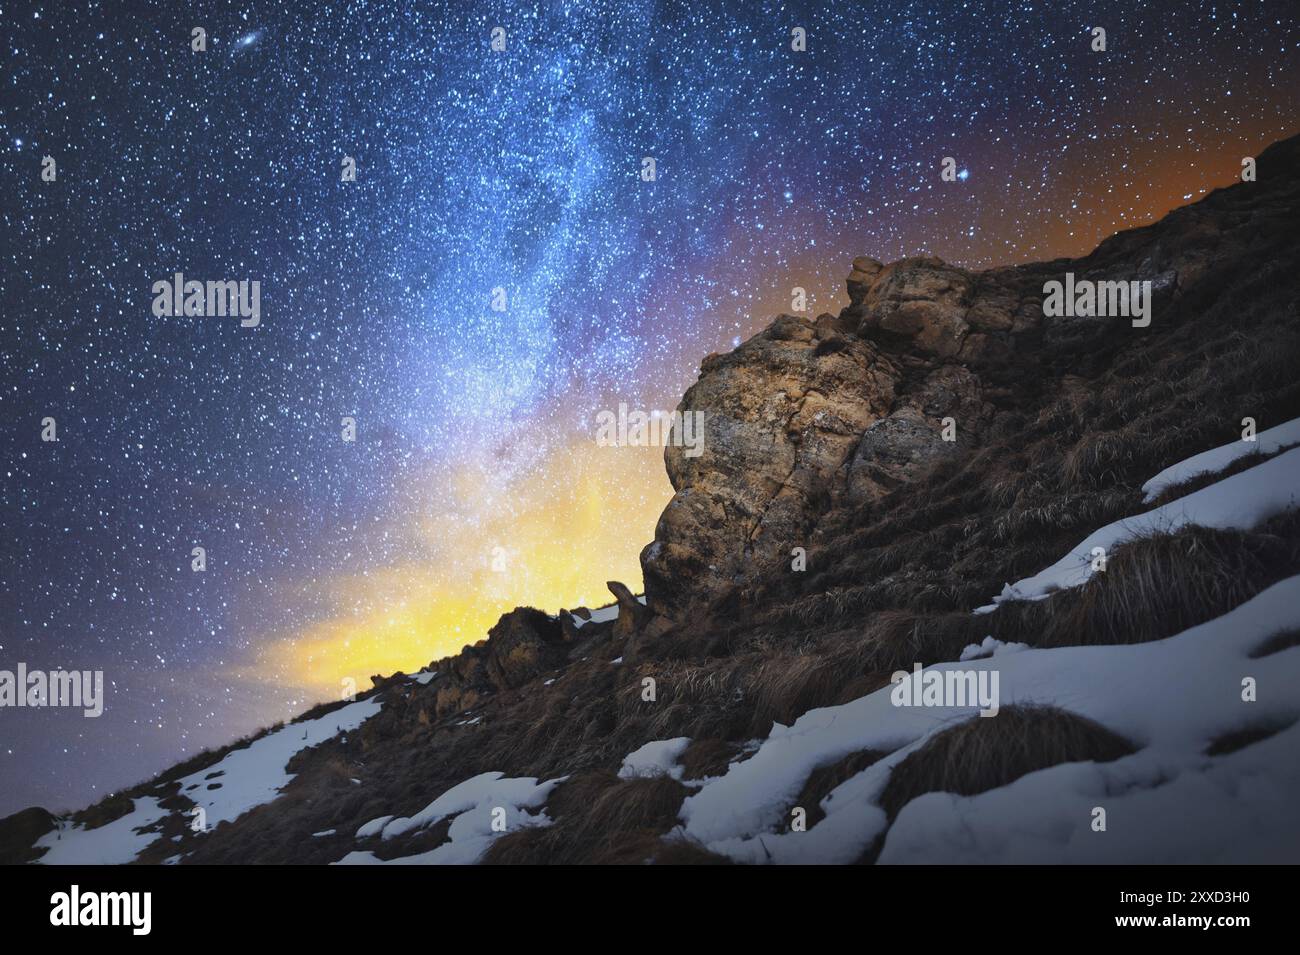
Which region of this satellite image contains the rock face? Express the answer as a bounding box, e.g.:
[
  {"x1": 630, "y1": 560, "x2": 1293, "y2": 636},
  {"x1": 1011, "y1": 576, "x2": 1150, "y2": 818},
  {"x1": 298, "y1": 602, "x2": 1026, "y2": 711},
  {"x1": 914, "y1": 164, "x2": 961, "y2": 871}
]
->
[
  {"x1": 843, "y1": 364, "x2": 988, "y2": 503},
  {"x1": 641, "y1": 133, "x2": 1300, "y2": 620},
  {"x1": 640, "y1": 262, "x2": 1019, "y2": 617},
  {"x1": 848, "y1": 256, "x2": 976, "y2": 358},
  {"x1": 639, "y1": 313, "x2": 900, "y2": 614}
]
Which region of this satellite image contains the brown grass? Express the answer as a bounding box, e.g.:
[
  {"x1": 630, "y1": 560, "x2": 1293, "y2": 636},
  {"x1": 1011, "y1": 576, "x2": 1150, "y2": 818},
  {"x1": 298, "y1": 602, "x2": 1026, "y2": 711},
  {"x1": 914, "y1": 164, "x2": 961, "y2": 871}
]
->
[
  {"x1": 878, "y1": 705, "x2": 1136, "y2": 820},
  {"x1": 1205, "y1": 719, "x2": 1296, "y2": 757},
  {"x1": 781, "y1": 749, "x2": 888, "y2": 831},
  {"x1": 990, "y1": 515, "x2": 1300, "y2": 649},
  {"x1": 678, "y1": 738, "x2": 741, "y2": 780},
  {"x1": 482, "y1": 772, "x2": 693, "y2": 864}
]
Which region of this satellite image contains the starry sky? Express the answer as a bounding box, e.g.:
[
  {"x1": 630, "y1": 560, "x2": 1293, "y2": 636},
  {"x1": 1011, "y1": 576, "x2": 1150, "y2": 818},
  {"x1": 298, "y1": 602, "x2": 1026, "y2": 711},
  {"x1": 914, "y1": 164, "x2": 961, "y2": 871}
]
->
[{"x1": 1, "y1": 0, "x2": 1297, "y2": 816}]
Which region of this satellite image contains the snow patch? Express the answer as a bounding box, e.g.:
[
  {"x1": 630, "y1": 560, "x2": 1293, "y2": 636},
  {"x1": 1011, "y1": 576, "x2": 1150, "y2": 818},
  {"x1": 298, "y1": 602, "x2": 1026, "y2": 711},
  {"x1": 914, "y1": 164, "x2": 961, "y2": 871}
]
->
[
  {"x1": 35, "y1": 797, "x2": 167, "y2": 865},
  {"x1": 337, "y1": 772, "x2": 562, "y2": 865},
  {"x1": 619, "y1": 737, "x2": 691, "y2": 780},
  {"x1": 179, "y1": 695, "x2": 383, "y2": 829},
  {"x1": 1142, "y1": 417, "x2": 1300, "y2": 503},
  {"x1": 355, "y1": 814, "x2": 393, "y2": 838},
  {"x1": 570, "y1": 595, "x2": 646, "y2": 629},
  {"x1": 571, "y1": 603, "x2": 619, "y2": 629},
  {"x1": 959, "y1": 636, "x2": 1029, "y2": 661}
]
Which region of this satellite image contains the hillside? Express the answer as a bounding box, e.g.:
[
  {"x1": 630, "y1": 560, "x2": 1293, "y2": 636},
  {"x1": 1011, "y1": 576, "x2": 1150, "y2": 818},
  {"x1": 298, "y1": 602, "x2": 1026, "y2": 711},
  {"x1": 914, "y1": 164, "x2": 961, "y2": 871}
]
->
[{"x1": 5, "y1": 132, "x2": 1300, "y2": 865}]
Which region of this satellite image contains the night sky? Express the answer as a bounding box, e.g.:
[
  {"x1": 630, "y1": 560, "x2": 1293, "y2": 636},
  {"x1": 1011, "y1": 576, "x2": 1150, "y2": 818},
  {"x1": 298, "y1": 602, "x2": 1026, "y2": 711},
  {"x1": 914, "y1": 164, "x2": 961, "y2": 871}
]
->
[{"x1": 1, "y1": 1, "x2": 1297, "y2": 816}]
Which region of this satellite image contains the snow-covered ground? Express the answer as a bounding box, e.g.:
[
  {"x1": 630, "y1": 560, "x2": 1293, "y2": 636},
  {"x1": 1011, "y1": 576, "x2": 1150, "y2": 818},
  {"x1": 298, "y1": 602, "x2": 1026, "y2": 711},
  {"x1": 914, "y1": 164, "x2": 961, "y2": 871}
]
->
[
  {"x1": 338, "y1": 772, "x2": 562, "y2": 865},
  {"x1": 34, "y1": 695, "x2": 385, "y2": 864},
  {"x1": 177, "y1": 696, "x2": 382, "y2": 829},
  {"x1": 1141, "y1": 417, "x2": 1300, "y2": 503},
  {"x1": 31, "y1": 427, "x2": 1300, "y2": 865},
  {"x1": 35, "y1": 796, "x2": 168, "y2": 865},
  {"x1": 676, "y1": 576, "x2": 1300, "y2": 862},
  {"x1": 669, "y1": 433, "x2": 1300, "y2": 862}
]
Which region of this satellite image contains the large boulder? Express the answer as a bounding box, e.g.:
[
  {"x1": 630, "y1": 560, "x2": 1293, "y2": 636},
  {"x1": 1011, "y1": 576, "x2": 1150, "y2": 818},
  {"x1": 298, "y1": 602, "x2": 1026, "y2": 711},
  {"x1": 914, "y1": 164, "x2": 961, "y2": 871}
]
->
[
  {"x1": 635, "y1": 135, "x2": 1300, "y2": 623},
  {"x1": 483, "y1": 607, "x2": 566, "y2": 691},
  {"x1": 640, "y1": 312, "x2": 900, "y2": 617},
  {"x1": 423, "y1": 607, "x2": 569, "y2": 718},
  {"x1": 641, "y1": 257, "x2": 1019, "y2": 620}
]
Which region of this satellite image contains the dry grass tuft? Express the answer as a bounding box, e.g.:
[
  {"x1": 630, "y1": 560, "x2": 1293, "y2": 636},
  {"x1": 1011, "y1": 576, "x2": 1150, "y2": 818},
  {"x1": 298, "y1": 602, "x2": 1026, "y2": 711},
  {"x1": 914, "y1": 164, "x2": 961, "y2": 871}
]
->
[
  {"x1": 878, "y1": 705, "x2": 1135, "y2": 820},
  {"x1": 1016, "y1": 518, "x2": 1300, "y2": 648},
  {"x1": 483, "y1": 772, "x2": 692, "y2": 865}
]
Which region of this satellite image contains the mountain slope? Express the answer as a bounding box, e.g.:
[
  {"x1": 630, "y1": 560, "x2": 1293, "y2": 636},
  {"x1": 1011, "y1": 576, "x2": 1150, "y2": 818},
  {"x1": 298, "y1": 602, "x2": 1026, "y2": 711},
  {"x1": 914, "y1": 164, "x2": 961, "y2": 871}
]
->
[{"x1": 5, "y1": 131, "x2": 1300, "y2": 866}]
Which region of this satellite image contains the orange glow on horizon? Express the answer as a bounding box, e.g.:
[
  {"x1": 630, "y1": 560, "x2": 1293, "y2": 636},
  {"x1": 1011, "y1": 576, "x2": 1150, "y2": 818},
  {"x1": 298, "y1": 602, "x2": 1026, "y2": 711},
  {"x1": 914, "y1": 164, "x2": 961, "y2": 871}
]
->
[{"x1": 237, "y1": 436, "x2": 670, "y2": 697}]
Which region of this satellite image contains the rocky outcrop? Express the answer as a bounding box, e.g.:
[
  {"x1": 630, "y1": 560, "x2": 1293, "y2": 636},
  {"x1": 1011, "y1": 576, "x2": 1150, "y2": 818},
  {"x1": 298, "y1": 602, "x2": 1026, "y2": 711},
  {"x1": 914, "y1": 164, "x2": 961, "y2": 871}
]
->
[
  {"x1": 425, "y1": 607, "x2": 568, "y2": 717},
  {"x1": 641, "y1": 133, "x2": 1300, "y2": 621},
  {"x1": 847, "y1": 256, "x2": 977, "y2": 358},
  {"x1": 843, "y1": 254, "x2": 1046, "y2": 363},
  {"x1": 483, "y1": 607, "x2": 565, "y2": 692},
  {"x1": 607, "y1": 581, "x2": 648, "y2": 642},
  {"x1": 641, "y1": 262, "x2": 1012, "y2": 617},
  {"x1": 433, "y1": 644, "x2": 490, "y2": 718},
  {"x1": 639, "y1": 313, "x2": 900, "y2": 616}
]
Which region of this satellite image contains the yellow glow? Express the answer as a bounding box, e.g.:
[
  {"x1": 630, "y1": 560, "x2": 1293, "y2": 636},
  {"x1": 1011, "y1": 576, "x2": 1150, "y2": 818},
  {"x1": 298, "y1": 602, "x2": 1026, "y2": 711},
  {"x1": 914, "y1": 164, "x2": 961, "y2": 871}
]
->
[{"x1": 241, "y1": 436, "x2": 670, "y2": 697}]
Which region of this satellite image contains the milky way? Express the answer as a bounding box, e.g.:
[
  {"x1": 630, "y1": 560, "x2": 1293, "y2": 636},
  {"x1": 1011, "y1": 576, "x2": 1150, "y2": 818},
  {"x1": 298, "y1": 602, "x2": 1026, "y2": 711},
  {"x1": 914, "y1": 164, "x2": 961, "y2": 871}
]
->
[{"x1": 1, "y1": 1, "x2": 1297, "y2": 814}]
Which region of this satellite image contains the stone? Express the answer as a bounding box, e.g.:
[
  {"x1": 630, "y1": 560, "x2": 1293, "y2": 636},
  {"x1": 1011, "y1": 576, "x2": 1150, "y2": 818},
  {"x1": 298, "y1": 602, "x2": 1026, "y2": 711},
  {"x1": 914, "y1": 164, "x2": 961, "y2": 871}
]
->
[
  {"x1": 641, "y1": 312, "x2": 898, "y2": 617},
  {"x1": 483, "y1": 607, "x2": 565, "y2": 691}
]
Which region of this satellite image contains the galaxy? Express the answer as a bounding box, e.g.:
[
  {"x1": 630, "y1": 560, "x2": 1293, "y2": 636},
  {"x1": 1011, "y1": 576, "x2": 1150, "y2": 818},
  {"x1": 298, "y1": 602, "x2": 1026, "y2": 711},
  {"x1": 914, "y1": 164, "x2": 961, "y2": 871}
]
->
[
  {"x1": 230, "y1": 28, "x2": 264, "y2": 52},
  {"x1": 1, "y1": 1, "x2": 1297, "y2": 815}
]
